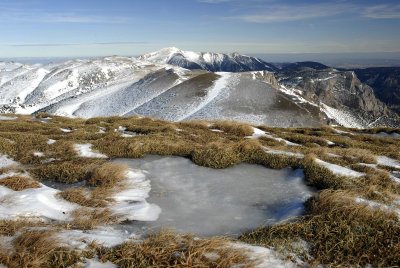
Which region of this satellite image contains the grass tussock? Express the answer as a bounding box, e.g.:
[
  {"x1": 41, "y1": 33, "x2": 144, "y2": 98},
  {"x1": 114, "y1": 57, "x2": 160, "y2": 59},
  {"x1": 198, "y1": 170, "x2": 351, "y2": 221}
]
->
[
  {"x1": 0, "y1": 230, "x2": 83, "y2": 268},
  {"x1": 96, "y1": 230, "x2": 253, "y2": 268},
  {"x1": 191, "y1": 142, "x2": 241, "y2": 169},
  {"x1": 0, "y1": 175, "x2": 41, "y2": 191},
  {"x1": 211, "y1": 120, "x2": 254, "y2": 137},
  {"x1": 31, "y1": 159, "x2": 105, "y2": 183},
  {"x1": 58, "y1": 188, "x2": 109, "y2": 208},
  {"x1": 302, "y1": 154, "x2": 355, "y2": 190},
  {"x1": 240, "y1": 190, "x2": 400, "y2": 267},
  {"x1": 69, "y1": 208, "x2": 117, "y2": 230},
  {"x1": 87, "y1": 162, "x2": 128, "y2": 187}
]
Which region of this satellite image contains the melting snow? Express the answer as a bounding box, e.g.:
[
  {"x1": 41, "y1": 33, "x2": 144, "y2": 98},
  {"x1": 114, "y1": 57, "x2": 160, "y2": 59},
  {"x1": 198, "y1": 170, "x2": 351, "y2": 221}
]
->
[
  {"x1": 60, "y1": 128, "x2": 72, "y2": 133},
  {"x1": 0, "y1": 116, "x2": 17, "y2": 121},
  {"x1": 315, "y1": 159, "x2": 365, "y2": 177},
  {"x1": 248, "y1": 127, "x2": 300, "y2": 146},
  {"x1": 264, "y1": 148, "x2": 304, "y2": 158},
  {"x1": 0, "y1": 155, "x2": 17, "y2": 168},
  {"x1": 33, "y1": 151, "x2": 44, "y2": 157},
  {"x1": 109, "y1": 169, "x2": 161, "y2": 222},
  {"x1": 0, "y1": 184, "x2": 78, "y2": 221},
  {"x1": 231, "y1": 243, "x2": 298, "y2": 268},
  {"x1": 81, "y1": 258, "x2": 117, "y2": 268},
  {"x1": 377, "y1": 156, "x2": 400, "y2": 169},
  {"x1": 47, "y1": 139, "x2": 56, "y2": 145},
  {"x1": 74, "y1": 144, "x2": 108, "y2": 158}
]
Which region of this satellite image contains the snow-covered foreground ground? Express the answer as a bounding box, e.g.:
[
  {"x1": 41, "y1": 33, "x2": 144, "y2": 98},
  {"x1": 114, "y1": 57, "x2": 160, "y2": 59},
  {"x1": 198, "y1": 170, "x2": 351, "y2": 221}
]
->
[{"x1": 114, "y1": 155, "x2": 314, "y2": 236}]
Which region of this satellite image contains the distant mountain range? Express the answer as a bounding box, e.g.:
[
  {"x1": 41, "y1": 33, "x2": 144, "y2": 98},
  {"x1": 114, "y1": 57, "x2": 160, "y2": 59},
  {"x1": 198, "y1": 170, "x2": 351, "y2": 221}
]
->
[{"x1": 0, "y1": 47, "x2": 399, "y2": 128}]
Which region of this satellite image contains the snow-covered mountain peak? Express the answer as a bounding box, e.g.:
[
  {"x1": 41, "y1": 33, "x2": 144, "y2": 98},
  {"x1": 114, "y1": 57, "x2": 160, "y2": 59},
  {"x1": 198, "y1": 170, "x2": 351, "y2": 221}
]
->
[{"x1": 138, "y1": 47, "x2": 276, "y2": 72}]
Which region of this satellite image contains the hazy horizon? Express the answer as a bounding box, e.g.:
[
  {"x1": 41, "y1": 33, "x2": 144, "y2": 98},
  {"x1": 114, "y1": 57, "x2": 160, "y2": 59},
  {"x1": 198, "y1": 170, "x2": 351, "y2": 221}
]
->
[
  {"x1": 2, "y1": 50, "x2": 400, "y2": 68},
  {"x1": 1, "y1": 0, "x2": 399, "y2": 58}
]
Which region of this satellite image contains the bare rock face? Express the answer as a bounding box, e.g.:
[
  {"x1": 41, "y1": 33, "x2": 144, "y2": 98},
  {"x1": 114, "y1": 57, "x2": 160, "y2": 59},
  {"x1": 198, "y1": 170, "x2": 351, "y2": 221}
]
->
[
  {"x1": 276, "y1": 63, "x2": 400, "y2": 127},
  {"x1": 355, "y1": 67, "x2": 400, "y2": 114}
]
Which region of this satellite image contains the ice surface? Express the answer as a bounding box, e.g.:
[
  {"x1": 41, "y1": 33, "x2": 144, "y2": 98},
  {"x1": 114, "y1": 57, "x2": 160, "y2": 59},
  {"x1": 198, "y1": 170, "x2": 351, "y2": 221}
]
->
[{"x1": 114, "y1": 156, "x2": 314, "y2": 236}]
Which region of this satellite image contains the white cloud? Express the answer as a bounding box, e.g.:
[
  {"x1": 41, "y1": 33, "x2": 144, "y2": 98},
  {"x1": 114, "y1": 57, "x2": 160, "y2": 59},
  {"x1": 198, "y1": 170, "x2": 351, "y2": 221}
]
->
[{"x1": 362, "y1": 4, "x2": 400, "y2": 19}]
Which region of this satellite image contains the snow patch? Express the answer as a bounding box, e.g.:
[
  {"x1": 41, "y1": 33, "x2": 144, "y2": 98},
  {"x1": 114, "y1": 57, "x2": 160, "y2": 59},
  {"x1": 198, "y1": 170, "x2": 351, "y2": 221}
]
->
[
  {"x1": 231, "y1": 243, "x2": 298, "y2": 268},
  {"x1": 74, "y1": 144, "x2": 108, "y2": 158},
  {"x1": 315, "y1": 159, "x2": 365, "y2": 177},
  {"x1": 47, "y1": 139, "x2": 56, "y2": 145},
  {"x1": 377, "y1": 156, "x2": 400, "y2": 169},
  {"x1": 0, "y1": 155, "x2": 17, "y2": 168},
  {"x1": 0, "y1": 184, "x2": 78, "y2": 221}
]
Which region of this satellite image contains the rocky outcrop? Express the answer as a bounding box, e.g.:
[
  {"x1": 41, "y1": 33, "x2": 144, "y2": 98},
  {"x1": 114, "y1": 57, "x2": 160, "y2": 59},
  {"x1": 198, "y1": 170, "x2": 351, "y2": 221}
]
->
[
  {"x1": 355, "y1": 67, "x2": 400, "y2": 114},
  {"x1": 276, "y1": 65, "x2": 400, "y2": 127}
]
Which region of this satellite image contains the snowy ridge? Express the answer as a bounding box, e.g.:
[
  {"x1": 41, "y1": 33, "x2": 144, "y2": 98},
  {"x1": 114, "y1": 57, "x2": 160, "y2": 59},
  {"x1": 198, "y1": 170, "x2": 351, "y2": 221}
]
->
[{"x1": 138, "y1": 47, "x2": 276, "y2": 72}]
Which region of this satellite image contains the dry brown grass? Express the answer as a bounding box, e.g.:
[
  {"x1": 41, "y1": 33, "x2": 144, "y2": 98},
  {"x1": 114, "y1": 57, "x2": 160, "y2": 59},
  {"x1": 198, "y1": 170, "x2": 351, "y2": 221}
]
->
[
  {"x1": 87, "y1": 162, "x2": 128, "y2": 187},
  {"x1": 69, "y1": 208, "x2": 117, "y2": 230},
  {"x1": 211, "y1": 120, "x2": 254, "y2": 137},
  {"x1": 0, "y1": 175, "x2": 41, "y2": 191},
  {"x1": 0, "y1": 220, "x2": 45, "y2": 236},
  {"x1": 1, "y1": 114, "x2": 400, "y2": 267},
  {"x1": 96, "y1": 230, "x2": 253, "y2": 268},
  {"x1": 0, "y1": 230, "x2": 83, "y2": 268},
  {"x1": 240, "y1": 190, "x2": 400, "y2": 267},
  {"x1": 31, "y1": 159, "x2": 105, "y2": 183},
  {"x1": 192, "y1": 142, "x2": 241, "y2": 169},
  {"x1": 58, "y1": 188, "x2": 109, "y2": 208}
]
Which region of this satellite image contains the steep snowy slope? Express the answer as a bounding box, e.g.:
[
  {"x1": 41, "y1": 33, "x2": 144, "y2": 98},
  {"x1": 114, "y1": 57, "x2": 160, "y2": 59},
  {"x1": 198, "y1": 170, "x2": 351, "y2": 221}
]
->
[
  {"x1": 0, "y1": 57, "x2": 191, "y2": 115},
  {"x1": 138, "y1": 47, "x2": 277, "y2": 72}
]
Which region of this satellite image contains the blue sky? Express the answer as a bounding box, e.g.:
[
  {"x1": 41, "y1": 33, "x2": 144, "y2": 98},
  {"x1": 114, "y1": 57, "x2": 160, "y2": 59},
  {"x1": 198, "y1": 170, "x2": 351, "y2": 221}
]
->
[{"x1": 0, "y1": 0, "x2": 400, "y2": 57}]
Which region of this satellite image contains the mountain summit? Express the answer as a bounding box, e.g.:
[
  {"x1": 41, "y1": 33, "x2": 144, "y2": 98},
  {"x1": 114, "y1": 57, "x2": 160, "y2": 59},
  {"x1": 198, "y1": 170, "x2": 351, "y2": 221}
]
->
[{"x1": 138, "y1": 47, "x2": 277, "y2": 72}]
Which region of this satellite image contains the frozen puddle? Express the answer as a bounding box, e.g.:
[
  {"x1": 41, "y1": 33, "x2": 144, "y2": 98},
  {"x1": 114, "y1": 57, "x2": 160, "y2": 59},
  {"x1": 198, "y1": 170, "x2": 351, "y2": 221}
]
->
[{"x1": 114, "y1": 155, "x2": 314, "y2": 236}]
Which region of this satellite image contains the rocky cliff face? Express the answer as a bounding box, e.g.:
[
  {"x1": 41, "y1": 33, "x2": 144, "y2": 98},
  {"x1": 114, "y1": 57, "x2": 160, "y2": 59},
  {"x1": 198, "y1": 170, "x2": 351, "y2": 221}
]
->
[
  {"x1": 354, "y1": 67, "x2": 400, "y2": 114},
  {"x1": 276, "y1": 64, "x2": 400, "y2": 127}
]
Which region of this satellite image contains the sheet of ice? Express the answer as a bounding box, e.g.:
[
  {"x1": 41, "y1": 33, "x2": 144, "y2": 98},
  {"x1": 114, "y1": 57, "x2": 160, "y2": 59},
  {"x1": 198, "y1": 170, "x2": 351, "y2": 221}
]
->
[
  {"x1": 0, "y1": 184, "x2": 78, "y2": 221},
  {"x1": 315, "y1": 159, "x2": 364, "y2": 177},
  {"x1": 74, "y1": 143, "x2": 108, "y2": 158},
  {"x1": 231, "y1": 243, "x2": 297, "y2": 268},
  {"x1": 377, "y1": 156, "x2": 400, "y2": 169},
  {"x1": 114, "y1": 155, "x2": 314, "y2": 236},
  {"x1": 0, "y1": 155, "x2": 17, "y2": 168}
]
